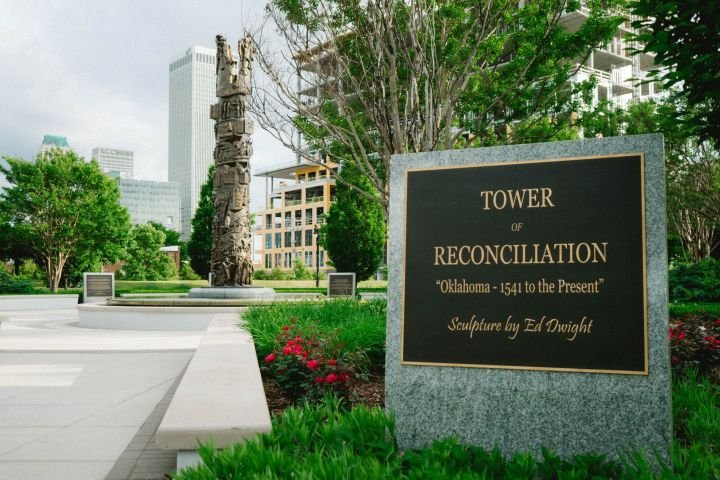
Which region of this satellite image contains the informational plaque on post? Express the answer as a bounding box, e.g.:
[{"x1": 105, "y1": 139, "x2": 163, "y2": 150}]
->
[
  {"x1": 328, "y1": 272, "x2": 356, "y2": 298},
  {"x1": 402, "y1": 154, "x2": 648, "y2": 374},
  {"x1": 83, "y1": 272, "x2": 115, "y2": 304}
]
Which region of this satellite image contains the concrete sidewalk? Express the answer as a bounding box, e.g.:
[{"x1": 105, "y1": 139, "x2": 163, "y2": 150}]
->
[{"x1": 0, "y1": 308, "x2": 204, "y2": 480}]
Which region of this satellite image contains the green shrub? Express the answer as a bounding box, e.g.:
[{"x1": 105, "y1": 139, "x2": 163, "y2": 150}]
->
[
  {"x1": 670, "y1": 312, "x2": 720, "y2": 378},
  {"x1": 669, "y1": 258, "x2": 720, "y2": 303},
  {"x1": 0, "y1": 269, "x2": 36, "y2": 294},
  {"x1": 175, "y1": 376, "x2": 720, "y2": 479},
  {"x1": 175, "y1": 397, "x2": 400, "y2": 479},
  {"x1": 179, "y1": 262, "x2": 200, "y2": 280},
  {"x1": 670, "y1": 303, "x2": 720, "y2": 317},
  {"x1": 292, "y1": 259, "x2": 313, "y2": 280},
  {"x1": 252, "y1": 268, "x2": 268, "y2": 280},
  {"x1": 262, "y1": 323, "x2": 367, "y2": 404},
  {"x1": 244, "y1": 299, "x2": 386, "y2": 368},
  {"x1": 269, "y1": 267, "x2": 291, "y2": 280}
]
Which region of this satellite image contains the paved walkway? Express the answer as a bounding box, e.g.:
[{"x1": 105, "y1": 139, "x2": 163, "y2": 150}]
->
[{"x1": 0, "y1": 308, "x2": 204, "y2": 480}]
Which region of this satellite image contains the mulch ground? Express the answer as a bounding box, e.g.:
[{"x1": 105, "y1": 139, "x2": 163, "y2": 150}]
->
[{"x1": 262, "y1": 372, "x2": 385, "y2": 417}]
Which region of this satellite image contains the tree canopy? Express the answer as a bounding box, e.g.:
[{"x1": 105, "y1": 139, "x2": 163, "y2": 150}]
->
[
  {"x1": 0, "y1": 149, "x2": 130, "y2": 291},
  {"x1": 252, "y1": 0, "x2": 623, "y2": 216},
  {"x1": 630, "y1": 0, "x2": 720, "y2": 146},
  {"x1": 321, "y1": 163, "x2": 385, "y2": 282},
  {"x1": 122, "y1": 223, "x2": 177, "y2": 281},
  {"x1": 580, "y1": 98, "x2": 720, "y2": 261},
  {"x1": 188, "y1": 165, "x2": 215, "y2": 278}
]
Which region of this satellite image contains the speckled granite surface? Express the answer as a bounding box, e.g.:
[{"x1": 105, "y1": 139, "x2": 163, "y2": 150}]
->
[{"x1": 385, "y1": 134, "x2": 671, "y2": 459}]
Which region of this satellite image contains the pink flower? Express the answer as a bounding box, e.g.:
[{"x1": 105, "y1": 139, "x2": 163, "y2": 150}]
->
[
  {"x1": 314, "y1": 376, "x2": 324, "y2": 384},
  {"x1": 265, "y1": 353, "x2": 276, "y2": 363},
  {"x1": 282, "y1": 346, "x2": 292, "y2": 355},
  {"x1": 294, "y1": 345, "x2": 303, "y2": 354},
  {"x1": 325, "y1": 373, "x2": 338, "y2": 384},
  {"x1": 307, "y1": 359, "x2": 319, "y2": 371},
  {"x1": 328, "y1": 358, "x2": 337, "y2": 366}
]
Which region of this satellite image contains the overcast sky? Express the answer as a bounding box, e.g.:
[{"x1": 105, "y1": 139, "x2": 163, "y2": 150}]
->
[{"x1": 0, "y1": 0, "x2": 288, "y2": 210}]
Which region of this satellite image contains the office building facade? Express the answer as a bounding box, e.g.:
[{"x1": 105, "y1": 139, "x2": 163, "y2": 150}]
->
[
  {"x1": 168, "y1": 45, "x2": 217, "y2": 238},
  {"x1": 92, "y1": 147, "x2": 134, "y2": 179},
  {"x1": 118, "y1": 179, "x2": 181, "y2": 232},
  {"x1": 254, "y1": 161, "x2": 337, "y2": 272}
]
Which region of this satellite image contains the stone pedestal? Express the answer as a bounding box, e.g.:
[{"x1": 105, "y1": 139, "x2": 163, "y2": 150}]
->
[{"x1": 188, "y1": 286, "x2": 276, "y2": 300}]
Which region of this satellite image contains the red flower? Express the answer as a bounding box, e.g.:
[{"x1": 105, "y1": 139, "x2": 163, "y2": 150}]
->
[
  {"x1": 265, "y1": 353, "x2": 276, "y2": 363},
  {"x1": 287, "y1": 340, "x2": 295, "y2": 347},
  {"x1": 282, "y1": 346, "x2": 292, "y2": 355},
  {"x1": 307, "y1": 359, "x2": 319, "y2": 370},
  {"x1": 677, "y1": 331, "x2": 686, "y2": 341},
  {"x1": 325, "y1": 373, "x2": 338, "y2": 384},
  {"x1": 294, "y1": 345, "x2": 303, "y2": 354},
  {"x1": 314, "y1": 376, "x2": 324, "y2": 384},
  {"x1": 293, "y1": 337, "x2": 303, "y2": 343},
  {"x1": 328, "y1": 358, "x2": 337, "y2": 366},
  {"x1": 300, "y1": 351, "x2": 308, "y2": 358},
  {"x1": 282, "y1": 325, "x2": 290, "y2": 331},
  {"x1": 715, "y1": 319, "x2": 720, "y2": 326}
]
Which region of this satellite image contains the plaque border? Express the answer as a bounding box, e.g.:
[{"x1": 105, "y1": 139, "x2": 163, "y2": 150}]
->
[{"x1": 400, "y1": 153, "x2": 648, "y2": 375}]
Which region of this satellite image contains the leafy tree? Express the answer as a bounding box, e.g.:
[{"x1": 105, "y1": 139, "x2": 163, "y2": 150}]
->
[
  {"x1": 253, "y1": 0, "x2": 623, "y2": 216},
  {"x1": 321, "y1": 164, "x2": 385, "y2": 282},
  {"x1": 630, "y1": 0, "x2": 720, "y2": 145},
  {"x1": 149, "y1": 221, "x2": 188, "y2": 262},
  {"x1": 580, "y1": 99, "x2": 720, "y2": 261},
  {"x1": 188, "y1": 165, "x2": 215, "y2": 278},
  {"x1": 122, "y1": 223, "x2": 176, "y2": 281},
  {"x1": 0, "y1": 150, "x2": 130, "y2": 292}
]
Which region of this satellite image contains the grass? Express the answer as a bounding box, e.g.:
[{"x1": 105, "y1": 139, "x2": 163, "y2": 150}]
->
[
  {"x1": 175, "y1": 375, "x2": 720, "y2": 479},
  {"x1": 670, "y1": 302, "x2": 720, "y2": 317},
  {"x1": 243, "y1": 298, "x2": 387, "y2": 367}
]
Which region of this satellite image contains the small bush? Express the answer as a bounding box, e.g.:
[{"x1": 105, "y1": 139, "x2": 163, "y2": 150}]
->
[
  {"x1": 669, "y1": 258, "x2": 720, "y2": 303},
  {"x1": 0, "y1": 269, "x2": 36, "y2": 294},
  {"x1": 670, "y1": 312, "x2": 720, "y2": 379},
  {"x1": 270, "y1": 267, "x2": 291, "y2": 280},
  {"x1": 178, "y1": 262, "x2": 200, "y2": 280},
  {"x1": 252, "y1": 268, "x2": 268, "y2": 280},
  {"x1": 292, "y1": 260, "x2": 313, "y2": 280},
  {"x1": 262, "y1": 323, "x2": 367, "y2": 404},
  {"x1": 244, "y1": 299, "x2": 386, "y2": 368}
]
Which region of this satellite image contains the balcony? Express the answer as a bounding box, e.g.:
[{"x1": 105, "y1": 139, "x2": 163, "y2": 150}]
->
[
  {"x1": 285, "y1": 198, "x2": 302, "y2": 207},
  {"x1": 306, "y1": 196, "x2": 324, "y2": 203}
]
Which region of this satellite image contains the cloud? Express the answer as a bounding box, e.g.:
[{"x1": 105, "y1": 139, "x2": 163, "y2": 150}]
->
[{"x1": 0, "y1": 0, "x2": 289, "y2": 210}]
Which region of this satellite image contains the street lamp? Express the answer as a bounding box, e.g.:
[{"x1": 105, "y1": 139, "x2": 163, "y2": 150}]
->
[{"x1": 313, "y1": 224, "x2": 320, "y2": 288}]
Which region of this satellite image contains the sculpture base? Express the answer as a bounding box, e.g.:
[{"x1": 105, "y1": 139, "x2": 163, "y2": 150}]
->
[{"x1": 188, "y1": 286, "x2": 276, "y2": 300}]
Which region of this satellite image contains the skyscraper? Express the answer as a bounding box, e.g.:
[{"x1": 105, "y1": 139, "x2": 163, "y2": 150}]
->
[
  {"x1": 168, "y1": 46, "x2": 217, "y2": 238},
  {"x1": 37, "y1": 135, "x2": 71, "y2": 157},
  {"x1": 118, "y1": 179, "x2": 181, "y2": 232},
  {"x1": 91, "y1": 147, "x2": 134, "y2": 179}
]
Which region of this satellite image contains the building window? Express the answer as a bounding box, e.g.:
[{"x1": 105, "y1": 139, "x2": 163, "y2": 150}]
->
[
  {"x1": 305, "y1": 251, "x2": 313, "y2": 267},
  {"x1": 265, "y1": 234, "x2": 272, "y2": 249},
  {"x1": 284, "y1": 231, "x2": 292, "y2": 247},
  {"x1": 265, "y1": 254, "x2": 271, "y2": 269},
  {"x1": 265, "y1": 214, "x2": 272, "y2": 229},
  {"x1": 294, "y1": 230, "x2": 302, "y2": 247},
  {"x1": 274, "y1": 253, "x2": 281, "y2": 268},
  {"x1": 318, "y1": 250, "x2": 325, "y2": 267},
  {"x1": 284, "y1": 252, "x2": 292, "y2": 268},
  {"x1": 305, "y1": 229, "x2": 313, "y2": 246},
  {"x1": 275, "y1": 233, "x2": 281, "y2": 248}
]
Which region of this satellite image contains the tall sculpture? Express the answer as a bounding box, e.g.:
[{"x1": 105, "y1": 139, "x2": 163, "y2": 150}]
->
[{"x1": 209, "y1": 34, "x2": 255, "y2": 286}]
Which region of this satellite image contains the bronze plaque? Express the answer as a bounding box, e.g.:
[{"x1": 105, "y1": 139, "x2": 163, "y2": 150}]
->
[
  {"x1": 328, "y1": 273, "x2": 356, "y2": 297},
  {"x1": 401, "y1": 154, "x2": 647, "y2": 374},
  {"x1": 85, "y1": 274, "x2": 113, "y2": 298}
]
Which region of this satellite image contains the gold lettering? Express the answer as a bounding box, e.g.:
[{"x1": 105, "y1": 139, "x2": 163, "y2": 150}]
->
[{"x1": 434, "y1": 246, "x2": 446, "y2": 265}]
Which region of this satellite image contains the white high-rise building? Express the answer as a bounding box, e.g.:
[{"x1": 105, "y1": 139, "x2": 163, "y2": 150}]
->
[
  {"x1": 168, "y1": 46, "x2": 217, "y2": 239},
  {"x1": 92, "y1": 147, "x2": 134, "y2": 179}
]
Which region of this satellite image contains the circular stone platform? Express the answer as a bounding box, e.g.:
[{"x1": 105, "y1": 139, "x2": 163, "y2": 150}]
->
[{"x1": 188, "y1": 286, "x2": 277, "y2": 300}]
